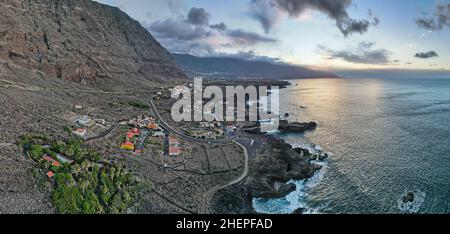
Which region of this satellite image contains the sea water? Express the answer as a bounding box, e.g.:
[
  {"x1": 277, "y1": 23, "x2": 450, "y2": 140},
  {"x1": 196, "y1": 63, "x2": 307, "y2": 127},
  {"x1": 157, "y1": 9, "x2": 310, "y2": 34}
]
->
[{"x1": 253, "y1": 77, "x2": 450, "y2": 214}]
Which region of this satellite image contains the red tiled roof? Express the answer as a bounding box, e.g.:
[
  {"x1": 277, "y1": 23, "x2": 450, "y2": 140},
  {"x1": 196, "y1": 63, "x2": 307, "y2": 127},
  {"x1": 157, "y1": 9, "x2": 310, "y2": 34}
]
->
[
  {"x1": 169, "y1": 147, "x2": 182, "y2": 155},
  {"x1": 42, "y1": 155, "x2": 54, "y2": 162},
  {"x1": 127, "y1": 132, "x2": 135, "y2": 139},
  {"x1": 46, "y1": 171, "x2": 54, "y2": 178},
  {"x1": 42, "y1": 155, "x2": 61, "y2": 167}
]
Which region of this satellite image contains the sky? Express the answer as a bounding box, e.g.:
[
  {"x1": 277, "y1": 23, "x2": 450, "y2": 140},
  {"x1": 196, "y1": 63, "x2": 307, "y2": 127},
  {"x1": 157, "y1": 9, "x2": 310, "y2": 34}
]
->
[{"x1": 94, "y1": 0, "x2": 450, "y2": 76}]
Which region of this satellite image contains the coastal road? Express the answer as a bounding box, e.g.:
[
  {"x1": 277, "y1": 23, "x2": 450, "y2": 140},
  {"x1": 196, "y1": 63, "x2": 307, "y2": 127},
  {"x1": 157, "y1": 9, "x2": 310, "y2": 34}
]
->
[
  {"x1": 149, "y1": 97, "x2": 232, "y2": 144},
  {"x1": 150, "y1": 96, "x2": 250, "y2": 213},
  {"x1": 201, "y1": 139, "x2": 249, "y2": 214}
]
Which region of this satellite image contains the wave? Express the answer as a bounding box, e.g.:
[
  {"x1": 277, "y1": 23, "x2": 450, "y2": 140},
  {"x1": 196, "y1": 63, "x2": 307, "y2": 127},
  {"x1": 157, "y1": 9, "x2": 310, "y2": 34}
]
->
[
  {"x1": 397, "y1": 190, "x2": 426, "y2": 213},
  {"x1": 252, "y1": 143, "x2": 330, "y2": 214}
]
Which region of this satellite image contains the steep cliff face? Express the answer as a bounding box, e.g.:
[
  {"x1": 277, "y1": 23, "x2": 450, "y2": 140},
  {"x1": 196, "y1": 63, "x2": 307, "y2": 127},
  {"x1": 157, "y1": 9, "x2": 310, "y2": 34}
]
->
[{"x1": 0, "y1": 0, "x2": 186, "y2": 85}]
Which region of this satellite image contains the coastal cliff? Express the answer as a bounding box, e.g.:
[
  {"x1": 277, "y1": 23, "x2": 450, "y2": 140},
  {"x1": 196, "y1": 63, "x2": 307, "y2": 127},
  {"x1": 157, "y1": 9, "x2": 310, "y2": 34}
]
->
[{"x1": 0, "y1": 0, "x2": 186, "y2": 87}]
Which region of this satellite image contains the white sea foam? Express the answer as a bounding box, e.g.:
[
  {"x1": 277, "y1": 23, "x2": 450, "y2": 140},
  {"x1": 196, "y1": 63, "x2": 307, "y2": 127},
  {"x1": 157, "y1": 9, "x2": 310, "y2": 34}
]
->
[
  {"x1": 397, "y1": 190, "x2": 426, "y2": 213},
  {"x1": 253, "y1": 143, "x2": 330, "y2": 214}
]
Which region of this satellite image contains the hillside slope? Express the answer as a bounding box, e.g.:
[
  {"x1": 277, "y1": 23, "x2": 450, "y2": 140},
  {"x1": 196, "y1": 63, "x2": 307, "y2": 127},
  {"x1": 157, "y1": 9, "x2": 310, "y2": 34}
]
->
[
  {"x1": 173, "y1": 53, "x2": 338, "y2": 79},
  {"x1": 0, "y1": 0, "x2": 186, "y2": 87}
]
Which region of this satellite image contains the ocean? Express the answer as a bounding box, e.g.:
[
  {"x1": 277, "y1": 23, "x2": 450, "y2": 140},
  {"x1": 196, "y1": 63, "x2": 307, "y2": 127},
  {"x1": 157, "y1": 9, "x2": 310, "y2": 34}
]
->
[{"x1": 253, "y1": 77, "x2": 450, "y2": 214}]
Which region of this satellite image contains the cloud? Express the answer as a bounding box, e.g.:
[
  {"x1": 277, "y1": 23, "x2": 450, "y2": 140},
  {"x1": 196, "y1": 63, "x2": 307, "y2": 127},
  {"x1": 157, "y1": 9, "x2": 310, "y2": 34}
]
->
[
  {"x1": 215, "y1": 50, "x2": 283, "y2": 63},
  {"x1": 414, "y1": 51, "x2": 438, "y2": 59},
  {"x1": 210, "y1": 22, "x2": 227, "y2": 31},
  {"x1": 186, "y1": 7, "x2": 210, "y2": 26},
  {"x1": 318, "y1": 42, "x2": 395, "y2": 64},
  {"x1": 149, "y1": 18, "x2": 211, "y2": 41},
  {"x1": 226, "y1": 29, "x2": 277, "y2": 45},
  {"x1": 249, "y1": 0, "x2": 284, "y2": 33},
  {"x1": 249, "y1": 0, "x2": 376, "y2": 36},
  {"x1": 368, "y1": 9, "x2": 380, "y2": 26},
  {"x1": 166, "y1": 0, "x2": 184, "y2": 14},
  {"x1": 416, "y1": 18, "x2": 437, "y2": 30},
  {"x1": 416, "y1": 4, "x2": 450, "y2": 31},
  {"x1": 147, "y1": 7, "x2": 276, "y2": 56}
]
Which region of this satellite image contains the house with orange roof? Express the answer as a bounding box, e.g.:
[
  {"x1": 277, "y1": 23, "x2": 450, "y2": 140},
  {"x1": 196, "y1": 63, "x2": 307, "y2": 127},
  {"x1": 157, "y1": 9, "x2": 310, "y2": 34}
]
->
[
  {"x1": 147, "y1": 122, "x2": 160, "y2": 130},
  {"x1": 121, "y1": 141, "x2": 135, "y2": 151}
]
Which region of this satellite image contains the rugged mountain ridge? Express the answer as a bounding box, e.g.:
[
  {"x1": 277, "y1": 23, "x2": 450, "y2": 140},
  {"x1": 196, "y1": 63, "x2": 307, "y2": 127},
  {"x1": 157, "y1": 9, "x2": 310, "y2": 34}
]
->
[
  {"x1": 0, "y1": 0, "x2": 186, "y2": 86},
  {"x1": 173, "y1": 53, "x2": 338, "y2": 80}
]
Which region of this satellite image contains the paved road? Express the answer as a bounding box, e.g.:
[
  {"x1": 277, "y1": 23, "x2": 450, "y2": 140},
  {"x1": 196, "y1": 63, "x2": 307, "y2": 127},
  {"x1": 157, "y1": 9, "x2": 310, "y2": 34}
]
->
[
  {"x1": 85, "y1": 123, "x2": 118, "y2": 142},
  {"x1": 201, "y1": 139, "x2": 249, "y2": 213},
  {"x1": 150, "y1": 96, "x2": 250, "y2": 214},
  {"x1": 149, "y1": 97, "x2": 231, "y2": 144}
]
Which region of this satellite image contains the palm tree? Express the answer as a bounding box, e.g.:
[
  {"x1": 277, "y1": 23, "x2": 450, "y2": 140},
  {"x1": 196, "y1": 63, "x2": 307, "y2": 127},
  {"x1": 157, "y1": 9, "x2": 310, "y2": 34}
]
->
[
  {"x1": 71, "y1": 164, "x2": 83, "y2": 178},
  {"x1": 80, "y1": 180, "x2": 90, "y2": 195},
  {"x1": 109, "y1": 167, "x2": 116, "y2": 181},
  {"x1": 81, "y1": 161, "x2": 92, "y2": 173}
]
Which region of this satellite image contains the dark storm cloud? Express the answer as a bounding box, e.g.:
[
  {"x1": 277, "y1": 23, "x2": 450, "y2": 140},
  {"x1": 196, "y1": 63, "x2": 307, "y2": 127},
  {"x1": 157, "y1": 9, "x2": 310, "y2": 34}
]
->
[
  {"x1": 416, "y1": 4, "x2": 450, "y2": 31},
  {"x1": 186, "y1": 7, "x2": 210, "y2": 26},
  {"x1": 318, "y1": 42, "x2": 394, "y2": 64},
  {"x1": 339, "y1": 19, "x2": 370, "y2": 36},
  {"x1": 210, "y1": 22, "x2": 227, "y2": 31},
  {"x1": 227, "y1": 29, "x2": 277, "y2": 45},
  {"x1": 414, "y1": 51, "x2": 439, "y2": 59},
  {"x1": 249, "y1": 0, "x2": 375, "y2": 36}
]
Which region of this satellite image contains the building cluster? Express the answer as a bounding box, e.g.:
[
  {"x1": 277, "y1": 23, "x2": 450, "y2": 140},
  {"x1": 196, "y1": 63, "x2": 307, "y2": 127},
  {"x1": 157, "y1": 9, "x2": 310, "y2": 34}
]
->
[
  {"x1": 120, "y1": 115, "x2": 167, "y2": 154},
  {"x1": 188, "y1": 121, "x2": 226, "y2": 140},
  {"x1": 40, "y1": 148, "x2": 74, "y2": 178},
  {"x1": 71, "y1": 114, "x2": 107, "y2": 139}
]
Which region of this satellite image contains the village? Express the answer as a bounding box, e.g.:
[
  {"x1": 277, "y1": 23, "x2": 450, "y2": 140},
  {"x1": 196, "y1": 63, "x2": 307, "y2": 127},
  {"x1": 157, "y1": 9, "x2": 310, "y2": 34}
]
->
[
  {"x1": 15, "y1": 84, "x2": 251, "y2": 214},
  {"x1": 65, "y1": 95, "x2": 242, "y2": 166}
]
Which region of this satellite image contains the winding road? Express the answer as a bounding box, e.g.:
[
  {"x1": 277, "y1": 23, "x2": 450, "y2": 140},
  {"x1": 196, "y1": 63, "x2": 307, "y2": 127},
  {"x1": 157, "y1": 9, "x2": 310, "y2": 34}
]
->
[
  {"x1": 149, "y1": 96, "x2": 250, "y2": 213},
  {"x1": 85, "y1": 123, "x2": 119, "y2": 142},
  {"x1": 149, "y1": 97, "x2": 232, "y2": 144}
]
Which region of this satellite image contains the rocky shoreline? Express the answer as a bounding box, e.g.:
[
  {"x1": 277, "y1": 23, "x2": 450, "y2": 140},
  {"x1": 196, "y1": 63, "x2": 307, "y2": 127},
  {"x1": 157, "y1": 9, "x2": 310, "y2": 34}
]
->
[
  {"x1": 211, "y1": 130, "x2": 325, "y2": 214},
  {"x1": 244, "y1": 121, "x2": 317, "y2": 134},
  {"x1": 278, "y1": 121, "x2": 317, "y2": 133}
]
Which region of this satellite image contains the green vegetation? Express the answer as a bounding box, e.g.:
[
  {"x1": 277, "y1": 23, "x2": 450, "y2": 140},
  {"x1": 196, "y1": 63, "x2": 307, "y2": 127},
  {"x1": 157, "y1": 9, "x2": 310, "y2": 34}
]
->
[
  {"x1": 52, "y1": 162, "x2": 140, "y2": 214},
  {"x1": 19, "y1": 134, "x2": 143, "y2": 214},
  {"x1": 128, "y1": 100, "x2": 149, "y2": 109}
]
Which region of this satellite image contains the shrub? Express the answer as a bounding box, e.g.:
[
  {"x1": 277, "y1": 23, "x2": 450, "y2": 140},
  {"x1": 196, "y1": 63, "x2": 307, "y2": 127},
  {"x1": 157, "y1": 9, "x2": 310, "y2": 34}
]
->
[{"x1": 128, "y1": 100, "x2": 149, "y2": 109}]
